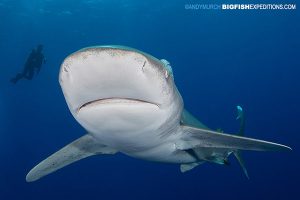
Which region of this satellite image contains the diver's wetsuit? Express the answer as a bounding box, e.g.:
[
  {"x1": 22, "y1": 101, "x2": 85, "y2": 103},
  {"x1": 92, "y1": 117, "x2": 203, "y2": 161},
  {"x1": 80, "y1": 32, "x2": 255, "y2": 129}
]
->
[{"x1": 11, "y1": 45, "x2": 45, "y2": 84}]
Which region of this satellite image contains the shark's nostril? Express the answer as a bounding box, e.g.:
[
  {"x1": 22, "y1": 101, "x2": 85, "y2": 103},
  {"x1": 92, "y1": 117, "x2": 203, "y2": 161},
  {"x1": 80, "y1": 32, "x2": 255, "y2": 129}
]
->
[{"x1": 142, "y1": 61, "x2": 146, "y2": 72}]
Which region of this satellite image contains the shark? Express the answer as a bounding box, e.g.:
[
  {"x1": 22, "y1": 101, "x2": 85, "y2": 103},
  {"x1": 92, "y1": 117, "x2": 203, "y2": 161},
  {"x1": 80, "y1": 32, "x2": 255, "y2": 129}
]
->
[{"x1": 26, "y1": 45, "x2": 291, "y2": 182}]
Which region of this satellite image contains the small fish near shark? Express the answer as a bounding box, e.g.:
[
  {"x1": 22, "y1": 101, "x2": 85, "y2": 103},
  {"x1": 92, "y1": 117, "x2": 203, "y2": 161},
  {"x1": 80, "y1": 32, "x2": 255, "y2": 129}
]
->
[{"x1": 26, "y1": 45, "x2": 291, "y2": 182}]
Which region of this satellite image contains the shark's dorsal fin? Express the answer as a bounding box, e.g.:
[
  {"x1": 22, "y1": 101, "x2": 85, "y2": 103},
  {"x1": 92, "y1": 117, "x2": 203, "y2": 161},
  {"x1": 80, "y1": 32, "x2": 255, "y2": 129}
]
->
[
  {"x1": 180, "y1": 109, "x2": 209, "y2": 129},
  {"x1": 26, "y1": 134, "x2": 117, "y2": 182}
]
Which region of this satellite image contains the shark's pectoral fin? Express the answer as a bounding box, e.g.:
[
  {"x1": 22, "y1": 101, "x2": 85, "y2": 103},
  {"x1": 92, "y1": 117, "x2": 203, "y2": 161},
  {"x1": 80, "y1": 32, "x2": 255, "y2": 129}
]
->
[
  {"x1": 26, "y1": 134, "x2": 117, "y2": 182},
  {"x1": 176, "y1": 126, "x2": 291, "y2": 152},
  {"x1": 180, "y1": 161, "x2": 205, "y2": 173}
]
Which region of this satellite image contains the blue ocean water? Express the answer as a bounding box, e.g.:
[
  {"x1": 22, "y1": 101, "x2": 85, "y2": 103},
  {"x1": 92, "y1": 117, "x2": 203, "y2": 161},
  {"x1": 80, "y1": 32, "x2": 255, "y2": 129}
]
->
[{"x1": 0, "y1": 0, "x2": 299, "y2": 199}]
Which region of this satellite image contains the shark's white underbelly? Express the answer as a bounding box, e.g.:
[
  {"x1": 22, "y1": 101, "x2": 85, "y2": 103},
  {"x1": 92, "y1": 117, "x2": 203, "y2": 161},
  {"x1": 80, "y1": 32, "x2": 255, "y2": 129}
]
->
[
  {"x1": 122, "y1": 142, "x2": 197, "y2": 164},
  {"x1": 89, "y1": 124, "x2": 197, "y2": 164}
]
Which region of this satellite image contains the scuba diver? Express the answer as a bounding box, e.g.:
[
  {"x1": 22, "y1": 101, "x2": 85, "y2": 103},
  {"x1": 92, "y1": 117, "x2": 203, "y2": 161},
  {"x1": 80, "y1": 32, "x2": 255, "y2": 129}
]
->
[{"x1": 11, "y1": 45, "x2": 46, "y2": 84}]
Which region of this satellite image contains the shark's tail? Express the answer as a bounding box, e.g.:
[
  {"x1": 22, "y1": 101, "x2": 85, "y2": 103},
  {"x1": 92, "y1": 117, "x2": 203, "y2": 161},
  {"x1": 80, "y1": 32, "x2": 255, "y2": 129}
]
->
[{"x1": 234, "y1": 106, "x2": 249, "y2": 179}]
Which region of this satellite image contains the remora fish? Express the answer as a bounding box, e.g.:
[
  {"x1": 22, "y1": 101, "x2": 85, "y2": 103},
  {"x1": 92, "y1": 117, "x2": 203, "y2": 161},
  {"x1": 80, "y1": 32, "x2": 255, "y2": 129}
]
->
[{"x1": 26, "y1": 46, "x2": 291, "y2": 182}]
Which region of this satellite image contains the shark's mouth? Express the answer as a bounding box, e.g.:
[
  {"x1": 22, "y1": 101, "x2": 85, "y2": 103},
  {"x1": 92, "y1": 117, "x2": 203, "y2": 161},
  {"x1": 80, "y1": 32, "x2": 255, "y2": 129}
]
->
[{"x1": 77, "y1": 98, "x2": 160, "y2": 113}]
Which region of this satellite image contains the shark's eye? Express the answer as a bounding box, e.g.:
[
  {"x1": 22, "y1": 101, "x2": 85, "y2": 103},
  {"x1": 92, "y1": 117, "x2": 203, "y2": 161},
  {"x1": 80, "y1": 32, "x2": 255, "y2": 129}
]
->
[
  {"x1": 165, "y1": 70, "x2": 169, "y2": 79},
  {"x1": 161, "y1": 59, "x2": 173, "y2": 79}
]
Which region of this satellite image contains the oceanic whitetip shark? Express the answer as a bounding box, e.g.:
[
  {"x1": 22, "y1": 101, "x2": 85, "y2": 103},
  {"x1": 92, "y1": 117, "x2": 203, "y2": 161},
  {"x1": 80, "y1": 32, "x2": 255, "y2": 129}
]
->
[{"x1": 26, "y1": 46, "x2": 291, "y2": 182}]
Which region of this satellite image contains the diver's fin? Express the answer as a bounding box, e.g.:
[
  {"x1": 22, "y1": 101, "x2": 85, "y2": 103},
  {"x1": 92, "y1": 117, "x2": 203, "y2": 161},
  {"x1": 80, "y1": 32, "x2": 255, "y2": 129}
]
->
[
  {"x1": 180, "y1": 161, "x2": 205, "y2": 173},
  {"x1": 176, "y1": 126, "x2": 291, "y2": 152},
  {"x1": 26, "y1": 134, "x2": 117, "y2": 182},
  {"x1": 234, "y1": 105, "x2": 249, "y2": 178}
]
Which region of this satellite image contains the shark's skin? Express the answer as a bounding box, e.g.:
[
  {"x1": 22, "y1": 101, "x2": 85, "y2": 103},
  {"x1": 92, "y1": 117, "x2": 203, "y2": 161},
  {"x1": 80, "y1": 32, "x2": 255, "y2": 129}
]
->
[{"x1": 26, "y1": 46, "x2": 291, "y2": 182}]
